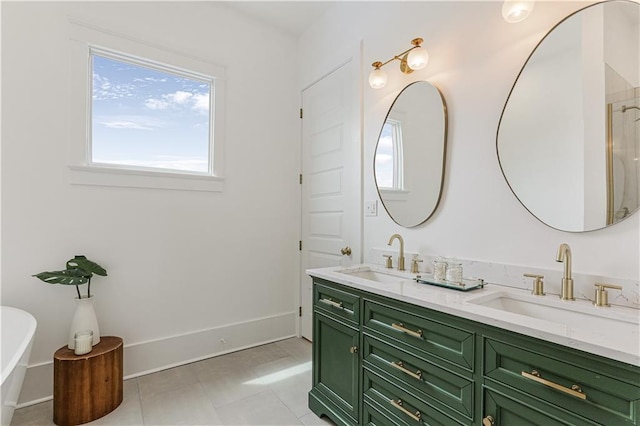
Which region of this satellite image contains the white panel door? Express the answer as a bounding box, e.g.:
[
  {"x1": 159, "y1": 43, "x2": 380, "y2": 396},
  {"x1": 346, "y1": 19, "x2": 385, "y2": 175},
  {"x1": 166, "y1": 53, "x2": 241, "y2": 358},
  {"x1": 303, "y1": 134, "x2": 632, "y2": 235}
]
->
[{"x1": 300, "y1": 60, "x2": 361, "y2": 340}]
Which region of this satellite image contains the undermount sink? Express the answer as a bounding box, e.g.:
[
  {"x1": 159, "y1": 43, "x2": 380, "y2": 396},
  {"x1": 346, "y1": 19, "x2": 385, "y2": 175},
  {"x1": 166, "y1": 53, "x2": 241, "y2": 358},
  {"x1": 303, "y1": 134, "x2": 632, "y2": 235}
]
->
[
  {"x1": 466, "y1": 291, "x2": 640, "y2": 335},
  {"x1": 337, "y1": 266, "x2": 407, "y2": 284}
]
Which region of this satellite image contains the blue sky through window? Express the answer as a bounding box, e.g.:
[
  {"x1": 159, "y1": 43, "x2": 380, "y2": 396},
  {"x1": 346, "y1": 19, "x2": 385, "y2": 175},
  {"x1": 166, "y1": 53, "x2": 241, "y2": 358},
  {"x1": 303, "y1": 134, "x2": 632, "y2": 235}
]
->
[
  {"x1": 91, "y1": 52, "x2": 211, "y2": 173},
  {"x1": 375, "y1": 122, "x2": 394, "y2": 188}
]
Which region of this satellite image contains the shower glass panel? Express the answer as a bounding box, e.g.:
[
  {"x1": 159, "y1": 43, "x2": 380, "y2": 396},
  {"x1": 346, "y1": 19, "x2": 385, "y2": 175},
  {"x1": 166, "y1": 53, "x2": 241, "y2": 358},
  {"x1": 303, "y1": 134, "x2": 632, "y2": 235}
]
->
[{"x1": 607, "y1": 79, "x2": 639, "y2": 225}]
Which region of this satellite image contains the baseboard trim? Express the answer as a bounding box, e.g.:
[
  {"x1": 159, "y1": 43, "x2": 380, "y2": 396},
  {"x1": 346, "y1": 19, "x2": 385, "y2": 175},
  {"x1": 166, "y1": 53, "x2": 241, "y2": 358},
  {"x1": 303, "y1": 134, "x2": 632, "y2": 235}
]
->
[{"x1": 18, "y1": 311, "x2": 296, "y2": 407}]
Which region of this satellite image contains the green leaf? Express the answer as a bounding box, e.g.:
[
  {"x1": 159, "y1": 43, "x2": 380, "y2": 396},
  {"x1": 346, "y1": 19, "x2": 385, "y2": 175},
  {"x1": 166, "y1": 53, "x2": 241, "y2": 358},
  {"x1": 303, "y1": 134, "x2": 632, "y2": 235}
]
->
[
  {"x1": 66, "y1": 255, "x2": 108, "y2": 277},
  {"x1": 33, "y1": 269, "x2": 90, "y2": 286}
]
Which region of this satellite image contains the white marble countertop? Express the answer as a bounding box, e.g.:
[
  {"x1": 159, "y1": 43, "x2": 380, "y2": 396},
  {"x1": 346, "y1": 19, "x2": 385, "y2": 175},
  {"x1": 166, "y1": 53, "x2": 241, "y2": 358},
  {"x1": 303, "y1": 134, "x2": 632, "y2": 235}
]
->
[{"x1": 307, "y1": 264, "x2": 640, "y2": 367}]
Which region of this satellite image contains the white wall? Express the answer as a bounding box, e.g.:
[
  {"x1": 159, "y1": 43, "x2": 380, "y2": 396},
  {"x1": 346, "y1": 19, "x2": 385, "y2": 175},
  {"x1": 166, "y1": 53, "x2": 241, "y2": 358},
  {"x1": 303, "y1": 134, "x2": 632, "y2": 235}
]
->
[
  {"x1": 1, "y1": 1, "x2": 300, "y2": 403},
  {"x1": 299, "y1": 1, "x2": 639, "y2": 280},
  {"x1": 604, "y1": 1, "x2": 640, "y2": 88}
]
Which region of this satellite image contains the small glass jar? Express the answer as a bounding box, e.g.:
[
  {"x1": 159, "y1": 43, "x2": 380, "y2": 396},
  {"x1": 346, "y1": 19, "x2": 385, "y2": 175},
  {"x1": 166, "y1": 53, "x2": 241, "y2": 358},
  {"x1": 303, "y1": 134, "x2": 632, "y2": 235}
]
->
[
  {"x1": 445, "y1": 260, "x2": 463, "y2": 283},
  {"x1": 433, "y1": 257, "x2": 447, "y2": 281},
  {"x1": 74, "y1": 330, "x2": 93, "y2": 356}
]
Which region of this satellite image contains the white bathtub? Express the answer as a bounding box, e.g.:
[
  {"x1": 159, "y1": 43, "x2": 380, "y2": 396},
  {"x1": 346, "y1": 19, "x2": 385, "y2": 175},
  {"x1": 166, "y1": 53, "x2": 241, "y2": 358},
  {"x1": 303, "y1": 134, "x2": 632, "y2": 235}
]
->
[{"x1": 1, "y1": 306, "x2": 37, "y2": 426}]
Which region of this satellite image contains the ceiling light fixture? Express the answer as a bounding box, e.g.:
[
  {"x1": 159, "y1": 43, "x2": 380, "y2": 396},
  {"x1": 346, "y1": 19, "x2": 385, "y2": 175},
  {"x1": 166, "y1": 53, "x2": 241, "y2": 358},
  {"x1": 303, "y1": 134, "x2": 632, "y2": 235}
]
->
[
  {"x1": 502, "y1": 0, "x2": 535, "y2": 23},
  {"x1": 369, "y1": 38, "x2": 429, "y2": 89}
]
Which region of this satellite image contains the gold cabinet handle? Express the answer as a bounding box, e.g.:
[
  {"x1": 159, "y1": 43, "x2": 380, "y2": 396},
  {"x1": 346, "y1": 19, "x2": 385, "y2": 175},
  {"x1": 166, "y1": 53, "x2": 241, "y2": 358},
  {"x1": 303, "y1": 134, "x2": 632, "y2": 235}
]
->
[
  {"x1": 340, "y1": 246, "x2": 352, "y2": 256},
  {"x1": 319, "y1": 298, "x2": 343, "y2": 309},
  {"x1": 521, "y1": 370, "x2": 587, "y2": 400},
  {"x1": 349, "y1": 346, "x2": 358, "y2": 354},
  {"x1": 389, "y1": 399, "x2": 421, "y2": 422},
  {"x1": 482, "y1": 415, "x2": 495, "y2": 426},
  {"x1": 391, "y1": 322, "x2": 423, "y2": 338},
  {"x1": 390, "y1": 361, "x2": 422, "y2": 380}
]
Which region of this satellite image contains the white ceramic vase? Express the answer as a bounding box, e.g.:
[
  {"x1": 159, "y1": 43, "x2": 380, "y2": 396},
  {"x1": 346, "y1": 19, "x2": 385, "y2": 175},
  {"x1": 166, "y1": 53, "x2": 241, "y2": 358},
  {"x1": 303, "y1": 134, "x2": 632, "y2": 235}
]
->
[{"x1": 67, "y1": 296, "x2": 100, "y2": 349}]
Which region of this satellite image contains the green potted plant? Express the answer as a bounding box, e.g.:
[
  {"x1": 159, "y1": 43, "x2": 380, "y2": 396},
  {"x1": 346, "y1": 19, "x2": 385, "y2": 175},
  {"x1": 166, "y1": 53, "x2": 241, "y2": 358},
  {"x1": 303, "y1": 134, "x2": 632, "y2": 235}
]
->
[{"x1": 33, "y1": 255, "x2": 108, "y2": 349}]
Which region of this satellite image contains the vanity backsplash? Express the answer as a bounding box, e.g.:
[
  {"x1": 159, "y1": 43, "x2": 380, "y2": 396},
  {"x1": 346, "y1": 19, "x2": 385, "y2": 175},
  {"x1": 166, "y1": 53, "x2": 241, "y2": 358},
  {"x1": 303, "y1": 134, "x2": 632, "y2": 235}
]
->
[{"x1": 368, "y1": 248, "x2": 640, "y2": 309}]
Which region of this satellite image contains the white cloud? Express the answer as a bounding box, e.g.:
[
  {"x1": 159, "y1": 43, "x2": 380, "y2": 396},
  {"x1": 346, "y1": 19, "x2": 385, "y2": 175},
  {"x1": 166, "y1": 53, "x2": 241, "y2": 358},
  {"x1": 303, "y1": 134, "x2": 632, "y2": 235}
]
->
[
  {"x1": 97, "y1": 115, "x2": 164, "y2": 131},
  {"x1": 378, "y1": 136, "x2": 393, "y2": 149},
  {"x1": 144, "y1": 90, "x2": 209, "y2": 114},
  {"x1": 165, "y1": 91, "x2": 193, "y2": 104},
  {"x1": 101, "y1": 121, "x2": 153, "y2": 130},
  {"x1": 133, "y1": 77, "x2": 168, "y2": 83},
  {"x1": 375, "y1": 154, "x2": 393, "y2": 165},
  {"x1": 93, "y1": 72, "x2": 137, "y2": 101},
  {"x1": 192, "y1": 93, "x2": 210, "y2": 113},
  {"x1": 145, "y1": 98, "x2": 169, "y2": 110}
]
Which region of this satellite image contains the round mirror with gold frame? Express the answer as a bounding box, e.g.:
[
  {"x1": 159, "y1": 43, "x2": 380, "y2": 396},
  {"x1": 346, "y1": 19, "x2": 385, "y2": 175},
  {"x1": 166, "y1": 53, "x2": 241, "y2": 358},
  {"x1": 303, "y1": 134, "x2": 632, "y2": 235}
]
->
[
  {"x1": 497, "y1": 0, "x2": 639, "y2": 232},
  {"x1": 374, "y1": 81, "x2": 448, "y2": 227}
]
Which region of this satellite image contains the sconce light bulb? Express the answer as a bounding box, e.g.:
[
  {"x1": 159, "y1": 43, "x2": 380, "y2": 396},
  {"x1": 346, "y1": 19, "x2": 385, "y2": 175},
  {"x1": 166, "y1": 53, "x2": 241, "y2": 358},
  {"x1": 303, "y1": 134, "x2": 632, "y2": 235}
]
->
[
  {"x1": 407, "y1": 46, "x2": 429, "y2": 71},
  {"x1": 369, "y1": 68, "x2": 387, "y2": 89},
  {"x1": 502, "y1": 0, "x2": 535, "y2": 23}
]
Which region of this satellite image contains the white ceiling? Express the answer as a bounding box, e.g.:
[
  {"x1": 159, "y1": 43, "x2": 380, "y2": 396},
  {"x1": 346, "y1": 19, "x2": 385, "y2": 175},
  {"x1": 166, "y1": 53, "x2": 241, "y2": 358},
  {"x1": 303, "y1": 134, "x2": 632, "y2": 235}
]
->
[{"x1": 221, "y1": 1, "x2": 335, "y2": 36}]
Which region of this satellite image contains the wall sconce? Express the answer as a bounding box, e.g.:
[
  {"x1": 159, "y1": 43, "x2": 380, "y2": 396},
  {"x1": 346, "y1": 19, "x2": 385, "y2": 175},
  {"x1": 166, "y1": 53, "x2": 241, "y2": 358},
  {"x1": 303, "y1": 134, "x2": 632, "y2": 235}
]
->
[
  {"x1": 502, "y1": 0, "x2": 535, "y2": 23},
  {"x1": 369, "y1": 38, "x2": 429, "y2": 89}
]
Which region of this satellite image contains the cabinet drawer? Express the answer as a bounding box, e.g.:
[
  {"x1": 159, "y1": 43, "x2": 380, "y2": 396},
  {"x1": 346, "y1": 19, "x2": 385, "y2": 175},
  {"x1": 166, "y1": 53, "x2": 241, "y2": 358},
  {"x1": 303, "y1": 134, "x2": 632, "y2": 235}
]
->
[
  {"x1": 314, "y1": 281, "x2": 360, "y2": 325},
  {"x1": 363, "y1": 369, "x2": 469, "y2": 426},
  {"x1": 483, "y1": 385, "x2": 599, "y2": 426},
  {"x1": 484, "y1": 337, "x2": 640, "y2": 425},
  {"x1": 363, "y1": 300, "x2": 474, "y2": 371},
  {"x1": 363, "y1": 335, "x2": 473, "y2": 420}
]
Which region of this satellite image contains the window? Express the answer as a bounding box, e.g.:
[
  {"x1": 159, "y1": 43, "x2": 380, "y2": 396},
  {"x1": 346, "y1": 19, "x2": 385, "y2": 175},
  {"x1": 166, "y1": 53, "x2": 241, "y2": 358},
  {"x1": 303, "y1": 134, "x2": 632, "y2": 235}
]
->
[
  {"x1": 68, "y1": 20, "x2": 225, "y2": 191},
  {"x1": 375, "y1": 118, "x2": 404, "y2": 190},
  {"x1": 91, "y1": 50, "x2": 212, "y2": 175}
]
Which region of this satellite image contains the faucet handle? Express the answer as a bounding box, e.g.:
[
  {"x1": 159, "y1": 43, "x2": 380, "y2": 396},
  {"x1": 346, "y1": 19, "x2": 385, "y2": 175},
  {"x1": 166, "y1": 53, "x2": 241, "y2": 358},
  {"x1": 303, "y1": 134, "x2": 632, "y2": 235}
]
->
[
  {"x1": 383, "y1": 255, "x2": 393, "y2": 269},
  {"x1": 593, "y1": 283, "x2": 623, "y2": 307},
  {"x1": 411, "y1": 258, "x2": 423, "y2": 274},
  {"x1": 523, "y1": 273, "x2": 545, "y2": 296}
]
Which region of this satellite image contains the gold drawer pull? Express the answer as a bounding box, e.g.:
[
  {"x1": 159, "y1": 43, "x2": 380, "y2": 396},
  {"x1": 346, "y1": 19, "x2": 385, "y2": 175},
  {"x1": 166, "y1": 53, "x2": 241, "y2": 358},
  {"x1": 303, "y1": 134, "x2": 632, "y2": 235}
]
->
[
  {"x1": 319, "y1": 298, "x2": 343, "y2": 309},
  {"x1": 390, "y1": 361, "x2": 422, "y2": 380},
  {"x1": 391, "y1": 322, "x2": 423, "y2": 338},
  {"x1": 521, "y1": 370, "x2": 587, "y2": 400},
  {"x1": 389, "y1": 399, "x2": 421, "y2": 422}
]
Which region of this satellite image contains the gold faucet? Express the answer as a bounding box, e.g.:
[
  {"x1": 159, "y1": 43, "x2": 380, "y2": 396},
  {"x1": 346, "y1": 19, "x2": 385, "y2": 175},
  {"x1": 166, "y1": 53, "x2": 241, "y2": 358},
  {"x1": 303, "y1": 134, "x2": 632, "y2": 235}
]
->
[
  {"x1": 555, "y1": 243, "x2": 574, "y2": 300},
  {"x1": 387, "y1": 234, "x2": 405, "y2": 271}
]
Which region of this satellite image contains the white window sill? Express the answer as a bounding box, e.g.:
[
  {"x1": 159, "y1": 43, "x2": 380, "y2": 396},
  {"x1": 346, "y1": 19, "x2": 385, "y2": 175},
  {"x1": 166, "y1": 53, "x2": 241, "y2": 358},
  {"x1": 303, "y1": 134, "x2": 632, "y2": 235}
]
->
[
  {"x1": 69, "y1": 165, "x2": 224, "y2": 192},
  {"x1": 379, "y1": 189, "x2": 410, "y2": 201}
]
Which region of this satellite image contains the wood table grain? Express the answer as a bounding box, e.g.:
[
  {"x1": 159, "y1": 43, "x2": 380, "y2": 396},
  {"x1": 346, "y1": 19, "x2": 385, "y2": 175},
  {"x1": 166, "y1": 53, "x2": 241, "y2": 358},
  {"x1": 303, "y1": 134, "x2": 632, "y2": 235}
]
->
[{"x1": 53, "y1": 336, "x2": 123, "y2": 426}]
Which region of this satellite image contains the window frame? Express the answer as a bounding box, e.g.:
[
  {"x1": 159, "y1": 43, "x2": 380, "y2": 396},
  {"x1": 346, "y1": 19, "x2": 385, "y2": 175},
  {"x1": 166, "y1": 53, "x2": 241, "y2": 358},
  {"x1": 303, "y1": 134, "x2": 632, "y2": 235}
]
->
[
  {"x1": 68, "y1": 19, "x2": 225, "y2": 192},
  {"x1": 376, "y1": 118, "x2": 405, "y2": 191},
  {"x1": 89, "y1": 47, "x2": 215, "y2": 176}
]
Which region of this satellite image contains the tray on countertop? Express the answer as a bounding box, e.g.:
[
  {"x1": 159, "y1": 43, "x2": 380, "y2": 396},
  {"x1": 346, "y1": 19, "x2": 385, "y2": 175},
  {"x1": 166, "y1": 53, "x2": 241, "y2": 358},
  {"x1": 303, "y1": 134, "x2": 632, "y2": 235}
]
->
[{"x1": 414, "y1": 275, "x2": 485, "y2": 291}]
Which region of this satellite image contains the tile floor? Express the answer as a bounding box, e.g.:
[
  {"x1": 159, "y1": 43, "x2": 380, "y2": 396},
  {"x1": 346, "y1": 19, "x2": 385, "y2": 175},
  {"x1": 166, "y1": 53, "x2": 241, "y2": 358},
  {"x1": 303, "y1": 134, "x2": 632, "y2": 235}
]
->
[{"x1": 12, "y1": 338, "x2": 336, "y2": 426}]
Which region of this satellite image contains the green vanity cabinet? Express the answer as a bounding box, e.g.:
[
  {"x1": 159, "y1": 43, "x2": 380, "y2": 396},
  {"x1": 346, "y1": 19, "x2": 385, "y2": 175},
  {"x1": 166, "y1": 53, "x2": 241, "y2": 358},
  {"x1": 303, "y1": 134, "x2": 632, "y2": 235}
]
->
[{"x1": 308, "y1": 277, "x2": 640, "y2": 426}]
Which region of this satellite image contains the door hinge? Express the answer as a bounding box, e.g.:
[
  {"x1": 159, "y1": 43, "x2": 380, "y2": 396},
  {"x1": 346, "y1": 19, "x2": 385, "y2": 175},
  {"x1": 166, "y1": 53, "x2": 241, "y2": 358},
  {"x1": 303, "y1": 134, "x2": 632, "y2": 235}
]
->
[
  {"x1": 299, "y1": 306, "x2": 302, "y2": 317},
  {"x1": 299, "y1": 108, "x2": 303, "y2": 119},
  {"x1": 299, "y1": 240, "x2": 303, "y2": 251},
  {"x1": 299, "y1": 174, "x2": 302, "y2": 184}
]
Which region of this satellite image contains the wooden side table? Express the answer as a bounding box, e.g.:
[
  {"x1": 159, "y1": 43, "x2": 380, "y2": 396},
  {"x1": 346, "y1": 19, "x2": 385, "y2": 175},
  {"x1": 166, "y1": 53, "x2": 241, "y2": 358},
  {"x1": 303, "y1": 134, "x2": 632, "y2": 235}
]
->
[{"x1": 53, "y1": 336, "x2": 123, "y2": 426}]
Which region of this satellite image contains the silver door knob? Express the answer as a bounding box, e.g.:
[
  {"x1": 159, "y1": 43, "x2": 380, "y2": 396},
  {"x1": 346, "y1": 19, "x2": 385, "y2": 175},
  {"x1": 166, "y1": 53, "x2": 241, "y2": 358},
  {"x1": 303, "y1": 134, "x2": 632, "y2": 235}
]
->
[{"x1": 349, "y1": 346, "x2": 358, "y2": 354}]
